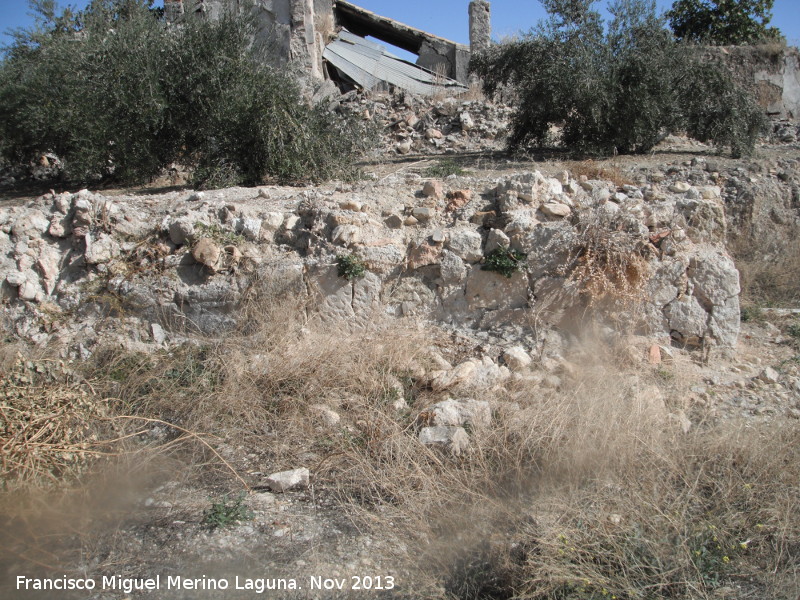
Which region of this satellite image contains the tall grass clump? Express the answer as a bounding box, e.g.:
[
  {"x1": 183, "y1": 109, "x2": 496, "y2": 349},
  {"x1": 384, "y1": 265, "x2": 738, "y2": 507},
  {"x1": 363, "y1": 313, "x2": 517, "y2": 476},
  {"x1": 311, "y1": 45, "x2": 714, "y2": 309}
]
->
[
  {"x1": 471, "y1": 0, "x2": 767, "y2": 158},
  {"x1": 0, "y1": 0, "x2": 375, "y2": 186}
]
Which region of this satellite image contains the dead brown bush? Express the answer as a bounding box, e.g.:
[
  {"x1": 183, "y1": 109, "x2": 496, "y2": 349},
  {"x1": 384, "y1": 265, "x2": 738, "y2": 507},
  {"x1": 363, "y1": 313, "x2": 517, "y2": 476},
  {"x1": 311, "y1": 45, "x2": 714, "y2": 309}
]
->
[
  {"x1": 561, "y1": 210, "x2": 651, "y2": 307},
  {"x1": 0, "y1": 356, "x2": 119, "y2": 490},
  {"x1": 567, "y1": 160, "x2": 635, "y2": 188}
]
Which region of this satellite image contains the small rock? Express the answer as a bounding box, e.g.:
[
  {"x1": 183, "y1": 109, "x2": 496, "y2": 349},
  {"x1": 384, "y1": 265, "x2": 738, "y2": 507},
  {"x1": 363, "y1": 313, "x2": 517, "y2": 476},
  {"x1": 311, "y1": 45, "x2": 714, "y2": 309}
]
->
[
  {"x1": 503, "y1": 346, "x2": 532, "y2": 371},
  {"x1": 396, "y1": 141, "x2": 412, "y2": 155},
  {"x1": 340, "y1": 200, "x2": 362, "y2": 211},
  {"x1": 236, "y1": 217, "x2": 262, "y2": 242},
  {"x1": 540, "y1": 202, "x2": 571, "y2": 218},
  {"x1": 85, "y1": 233, "x2": 120, "y2": 265},
  {"x1": 265, "y1": 468, "x2": 310, "y2": 493},
  {"x1": 648, "y1": 344, "x2": 662, "y2": 365},
  {"x1": 331, "y1": 224, "x2": 361, "y2": 247},
  {"x1": 187, "y1": 191, "x2": 205, "y2": 202},
  {"x1": 431, "y1": 230, "x2": 446, "y2": 244},
  {"x1": 422, "y1": 180, "x2": 444, "y2": 199},
  {"x1": 485, "y1": 229, "x2": 510, "y2": 254},
  {"x1": 431, "y1": 360, "x2": 478, "y2": 392},
  {"x1": 150, "y1": 323, "x2": 167, "y2": 344},
  {"x1": 669, "y1": 410, "x2": 692, "y2": 433},
  {"x1": 446, "y1": 189, "x2": 472, "y2": 210},
  {"x1": 19, "y1": 279, "x2": 41, "y2": 302},
  {"x1": 446, "y1": 228, "x2": 483, "y2": 262},
  {"x1": 6, "y1": 271, "x2": 26, "y2": 287},
  {"x1": 384, "y1": 214, "x2": 403, "y2": 228},
  {"x1": 419, "y1": 398, "x2": 491, "y2": 428},
  {"x1": 262, "y1": 212, "x2": 284, "y2": 232},
  {"x1": 192, "y1": 238, "x2": 221, "y2": 270},
  {"x1": 418, "y1": 426, "x2": 470, "y2": 455},
  {"x1": 758, "y1": 367, "x2": 780, "y2": 384},
  {"x1": 311, "y1": 405, "x2": 341, "y2": 427},
  {"x1": 412, "y1": 207, "x2": 434, "y2": 222},
  {"x1": 168, "y1": 219, "x2": 195, "y2": 246},
  {"x1": 668, "y1": 182, "x2": 691, "y2": 194}
]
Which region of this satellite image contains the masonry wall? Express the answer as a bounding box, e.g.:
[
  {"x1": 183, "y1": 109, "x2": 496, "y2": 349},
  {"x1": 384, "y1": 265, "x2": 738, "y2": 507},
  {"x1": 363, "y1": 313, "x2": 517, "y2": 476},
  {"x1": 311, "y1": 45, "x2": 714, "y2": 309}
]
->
[{"x1": 708, "y1": 45, "x2": 800, "y2": 120}]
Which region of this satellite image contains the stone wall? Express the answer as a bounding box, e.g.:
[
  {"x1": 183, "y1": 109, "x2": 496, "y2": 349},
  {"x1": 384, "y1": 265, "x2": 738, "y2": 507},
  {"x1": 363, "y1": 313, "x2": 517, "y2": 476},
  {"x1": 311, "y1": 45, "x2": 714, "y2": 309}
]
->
[{"x1": 708, "y1": 45, "x2": 800, "y2": 119}]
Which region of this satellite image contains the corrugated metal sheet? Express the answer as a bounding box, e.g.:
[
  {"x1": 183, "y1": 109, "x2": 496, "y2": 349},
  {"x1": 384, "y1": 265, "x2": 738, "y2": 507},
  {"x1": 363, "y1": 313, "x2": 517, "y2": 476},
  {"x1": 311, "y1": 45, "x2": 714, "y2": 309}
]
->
[{"x1": 323, "y1": 30, "x2": 468, "y2": 96}]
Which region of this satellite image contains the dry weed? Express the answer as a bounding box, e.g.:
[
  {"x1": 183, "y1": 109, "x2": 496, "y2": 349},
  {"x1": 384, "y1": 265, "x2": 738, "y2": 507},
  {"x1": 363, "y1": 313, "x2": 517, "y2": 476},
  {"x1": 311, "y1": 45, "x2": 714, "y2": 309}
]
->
[
  {"x1": 458, "y1": 79, "x2": 486, "y2": 102},
  {"x1": 567, "y1": 160, "x2": 635, "y2": 188},
  {"x1": 0, "y1": 357, "x2": 118, "y2": 490},
  {"x1": 561, "y1": 210, "x2": 651, "y2": 307},
  {"x1": 514, "y1": 422, "x2": 800, "y2": 599}
]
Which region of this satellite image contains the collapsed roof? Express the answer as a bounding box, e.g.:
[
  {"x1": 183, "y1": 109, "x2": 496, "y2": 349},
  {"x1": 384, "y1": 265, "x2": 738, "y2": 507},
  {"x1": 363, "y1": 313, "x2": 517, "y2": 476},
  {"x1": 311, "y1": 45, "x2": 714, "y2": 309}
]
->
[{"x1": 323, "y1": 30, "x2": 468, "y2": 96}]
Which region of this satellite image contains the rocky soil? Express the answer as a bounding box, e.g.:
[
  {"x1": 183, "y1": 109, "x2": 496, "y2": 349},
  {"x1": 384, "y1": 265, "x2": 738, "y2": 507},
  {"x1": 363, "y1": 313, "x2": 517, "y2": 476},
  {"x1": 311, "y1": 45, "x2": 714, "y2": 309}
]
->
[{"x1": 2, "y1": 100, "x2": 800, "y2": 599}]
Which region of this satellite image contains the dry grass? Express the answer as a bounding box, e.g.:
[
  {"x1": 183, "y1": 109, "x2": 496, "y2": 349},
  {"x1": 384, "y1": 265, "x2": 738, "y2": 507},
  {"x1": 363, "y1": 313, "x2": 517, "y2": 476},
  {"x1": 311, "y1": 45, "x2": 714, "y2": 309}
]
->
[
  {"x1": 315, "y1": 333, "x2": 800, "y2": 599},
  {"x1": 0, "y1": 356, "x2": 118, "y2": 490},
  {"x1": 458, "y1": 79, "x2": 486, "y2": 102},
  {"x1": 729, "y1": 229, "x2": 800, "y2": 307},
  {"x1": 567, "y1": 160, "x2": 635, "y2": 188},
  {"x1": 510, "y1": 422, "x2": 800, "y2": 599},
  {"x1": 5, "y1": 269, "x2": 799, "y2": 597}
]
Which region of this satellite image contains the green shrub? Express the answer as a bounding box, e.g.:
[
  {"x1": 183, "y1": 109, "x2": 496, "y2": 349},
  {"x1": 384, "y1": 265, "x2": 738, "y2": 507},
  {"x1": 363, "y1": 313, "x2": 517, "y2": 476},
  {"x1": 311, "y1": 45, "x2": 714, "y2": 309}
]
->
[
  {"x1": 471, "y1": 0, "x2": 766, "y2": 158},
  {"x1": 202, "y1": 493, "x2": 253, "y2": 530},
  {"x1": 424, "y1": 159, "x2": 469, "y2": 178},
  {"x1": 740, "y1": 304, "x2": 764, "y2": 323},
  {"x1": 0, "y1": 0, "x2": 375, "y2": 186},
  {"x1": 481, "y1": 248, "x2": 526, "y2": 278},
  {"x1": 336, "y1": 254, "x2": 367, "y2": 280}
]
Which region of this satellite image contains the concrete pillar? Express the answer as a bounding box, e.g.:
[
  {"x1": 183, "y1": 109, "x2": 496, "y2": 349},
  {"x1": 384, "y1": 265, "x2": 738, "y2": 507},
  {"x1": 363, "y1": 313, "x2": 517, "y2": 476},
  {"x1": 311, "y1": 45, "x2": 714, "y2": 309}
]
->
[
  {"x1": 468, "y1": 0, "x2": 491, "y2": 54},
  {"x1": 289, "y1": 0, "x2": 322, "y2": 79}
]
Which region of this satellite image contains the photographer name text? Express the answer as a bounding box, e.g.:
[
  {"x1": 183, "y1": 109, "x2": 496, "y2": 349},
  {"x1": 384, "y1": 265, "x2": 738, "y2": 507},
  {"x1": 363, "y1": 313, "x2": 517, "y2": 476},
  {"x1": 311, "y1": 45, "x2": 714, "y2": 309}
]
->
[{"x1": 16, "y1": 574, "x2": 396, "y2": 594}]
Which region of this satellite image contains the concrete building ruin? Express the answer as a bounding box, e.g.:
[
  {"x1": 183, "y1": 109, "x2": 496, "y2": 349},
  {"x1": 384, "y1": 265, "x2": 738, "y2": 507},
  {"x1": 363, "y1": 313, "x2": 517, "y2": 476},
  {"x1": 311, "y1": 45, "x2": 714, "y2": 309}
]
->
[{"x1": 164, "y1": 0, "x2": 491, "y2": 95}]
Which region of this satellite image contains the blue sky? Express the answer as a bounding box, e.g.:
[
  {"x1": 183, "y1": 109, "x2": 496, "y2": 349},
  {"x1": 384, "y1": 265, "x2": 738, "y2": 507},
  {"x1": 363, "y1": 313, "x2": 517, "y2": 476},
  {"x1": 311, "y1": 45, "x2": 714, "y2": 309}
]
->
[{"x1": 2, "y1": 0, "x2": 800, "y2": 49}]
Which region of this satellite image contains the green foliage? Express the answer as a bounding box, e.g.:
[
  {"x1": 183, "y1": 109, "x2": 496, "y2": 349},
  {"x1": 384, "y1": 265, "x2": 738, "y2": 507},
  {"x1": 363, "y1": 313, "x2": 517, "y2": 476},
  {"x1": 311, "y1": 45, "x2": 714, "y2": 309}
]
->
[
  {"x1": 336, "y1": 254, "x2": 367, "y2": 280},
  {"x1": 740, "y1": 304, "x2": 764, "y2": 322},
  {"x1": 481, "y1": 248, "x2": 527, "y2": 278},
  {"x1": 424, "y1": 159, "x2": 469, "y2": 178},
  {"x1": 202, "y1": 493, "x2": 253, "y2": 530},
  {"x1": 688, "y1": 524, "x2": 741, "y2": 588},
  {"x1": 471, "y1": 0, "x2": 766, "y2": 158},
  {"x1": 668, "y1": 0, "x2": 783, "y2": 45},
  {"x1": 191, "y1": 223, "x2": 245, "y2": 248},
  {"x1": 0, "y1": 0, "x2": 375, "y2": 186}
]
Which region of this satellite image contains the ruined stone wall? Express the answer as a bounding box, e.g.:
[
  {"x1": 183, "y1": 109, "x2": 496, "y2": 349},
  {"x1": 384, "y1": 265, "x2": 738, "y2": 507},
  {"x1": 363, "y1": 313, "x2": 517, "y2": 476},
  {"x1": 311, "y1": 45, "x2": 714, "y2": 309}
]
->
[
  {"x1": 167, "y1": 0, "x2": 324, "y2": 76},
  {"x1": 707, "y1": 45, "x2": 800, "y2": 120}
]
